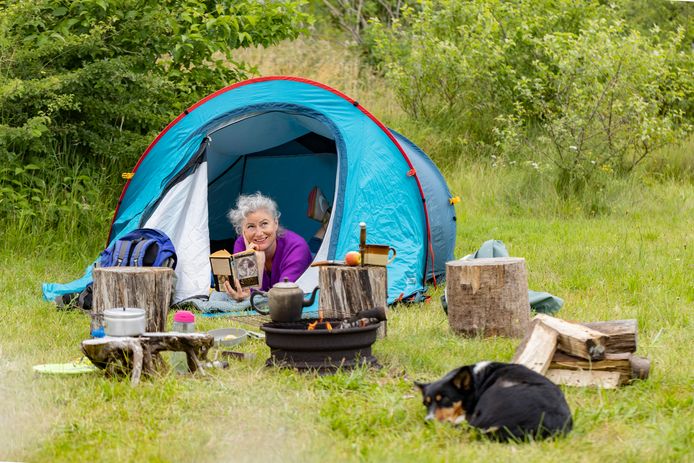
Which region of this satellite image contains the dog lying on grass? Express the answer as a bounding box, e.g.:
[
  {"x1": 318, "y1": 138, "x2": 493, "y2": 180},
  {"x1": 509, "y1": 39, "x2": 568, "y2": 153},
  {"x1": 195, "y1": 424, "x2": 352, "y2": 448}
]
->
[{"x1": 415, "y1": 362, "x2": 573, "y2": 442}]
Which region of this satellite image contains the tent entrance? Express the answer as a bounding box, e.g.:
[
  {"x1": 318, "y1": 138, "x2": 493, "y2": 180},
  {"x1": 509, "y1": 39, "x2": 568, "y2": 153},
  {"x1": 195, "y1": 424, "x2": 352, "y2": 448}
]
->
[{"x1": 205, "y1": 110, "x2": 339, "y2": 255}]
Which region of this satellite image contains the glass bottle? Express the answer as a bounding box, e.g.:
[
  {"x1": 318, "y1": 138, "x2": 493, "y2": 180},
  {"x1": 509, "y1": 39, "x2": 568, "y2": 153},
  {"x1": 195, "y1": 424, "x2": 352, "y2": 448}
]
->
[{"x1": 171, "y1": 310, "x2": 195, "y2": 373}]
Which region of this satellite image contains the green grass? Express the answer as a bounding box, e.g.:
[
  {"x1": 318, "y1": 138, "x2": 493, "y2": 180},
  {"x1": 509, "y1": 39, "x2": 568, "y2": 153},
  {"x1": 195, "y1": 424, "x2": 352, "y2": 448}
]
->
[{"x1": 1, "y1": 162, "x2": 692, "y2": 462}]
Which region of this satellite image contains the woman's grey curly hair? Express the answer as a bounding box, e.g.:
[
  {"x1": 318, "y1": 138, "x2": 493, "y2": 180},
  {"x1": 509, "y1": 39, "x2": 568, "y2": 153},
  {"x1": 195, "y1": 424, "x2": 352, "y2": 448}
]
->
[{"x1": 227, "y1": 192, "x2": 281, "y2": 235}]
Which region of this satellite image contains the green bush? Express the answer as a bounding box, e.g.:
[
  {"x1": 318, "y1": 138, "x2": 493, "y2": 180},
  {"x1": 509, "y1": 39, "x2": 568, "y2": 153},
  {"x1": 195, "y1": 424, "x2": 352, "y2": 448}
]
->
[
  {"x1": 368, "y1": 0, "x2": 693, "y2": 197},
  {"x1": 0, "y1": 0, "x2": 308, "y2": 228},
  {"x1": 497, "y1": 19, "x2": 691, "y2": 194}
]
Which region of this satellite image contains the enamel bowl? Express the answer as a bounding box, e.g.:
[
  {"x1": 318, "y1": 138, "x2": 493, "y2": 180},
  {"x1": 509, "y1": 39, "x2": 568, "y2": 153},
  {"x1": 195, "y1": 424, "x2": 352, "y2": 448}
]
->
[{"x1": 208, "y1": 328, "x2": 248, "y2": 347}]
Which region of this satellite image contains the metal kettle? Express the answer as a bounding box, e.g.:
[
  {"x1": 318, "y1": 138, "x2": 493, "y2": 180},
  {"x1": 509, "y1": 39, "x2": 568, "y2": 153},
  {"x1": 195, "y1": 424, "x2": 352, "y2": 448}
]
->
[{"x1": 250, "y1": 278, "x2": 319, "y2": 322}]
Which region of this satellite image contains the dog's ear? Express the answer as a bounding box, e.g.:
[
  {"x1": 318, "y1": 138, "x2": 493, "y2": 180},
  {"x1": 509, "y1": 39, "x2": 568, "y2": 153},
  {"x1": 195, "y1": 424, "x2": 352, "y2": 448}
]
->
[
  {"x1": 451, "y1": 367, "x2": 472, "y2": 391},
  {"x1": 414, "y1": 381, "x2": 428, "y2": 395}
]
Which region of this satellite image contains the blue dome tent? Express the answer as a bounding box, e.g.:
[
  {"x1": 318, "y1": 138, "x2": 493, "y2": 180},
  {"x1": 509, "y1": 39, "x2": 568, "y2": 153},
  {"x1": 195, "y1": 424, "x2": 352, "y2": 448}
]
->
[{"x1": 43, "y1": 77, "x2": 456, "y2": 304}]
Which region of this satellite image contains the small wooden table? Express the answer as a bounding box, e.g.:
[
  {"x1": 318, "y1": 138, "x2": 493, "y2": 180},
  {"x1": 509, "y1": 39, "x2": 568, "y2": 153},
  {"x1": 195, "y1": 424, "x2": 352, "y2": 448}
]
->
[{"x1": 81, "y1": 332, "x2": 214, "y2": 386}]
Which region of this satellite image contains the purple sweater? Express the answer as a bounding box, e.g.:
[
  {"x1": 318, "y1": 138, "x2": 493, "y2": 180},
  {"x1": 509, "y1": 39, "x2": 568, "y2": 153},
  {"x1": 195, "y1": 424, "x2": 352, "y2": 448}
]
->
[{"x1": 233, "y1": 229, "x2": 312, "y2": 291}]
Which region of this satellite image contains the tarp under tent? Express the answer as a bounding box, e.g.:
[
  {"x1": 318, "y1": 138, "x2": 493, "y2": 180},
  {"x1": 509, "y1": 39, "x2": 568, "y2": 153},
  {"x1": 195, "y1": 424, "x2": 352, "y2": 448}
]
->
[{"x1": 43, "y1": 76, "x2": 456, "y2": 304}]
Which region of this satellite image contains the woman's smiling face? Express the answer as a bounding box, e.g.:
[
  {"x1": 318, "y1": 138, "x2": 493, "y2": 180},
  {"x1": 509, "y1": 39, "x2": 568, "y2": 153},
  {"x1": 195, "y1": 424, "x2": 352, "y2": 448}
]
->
[{"x1": 242, "y1": 208, "x2": 278, "y2": 252}]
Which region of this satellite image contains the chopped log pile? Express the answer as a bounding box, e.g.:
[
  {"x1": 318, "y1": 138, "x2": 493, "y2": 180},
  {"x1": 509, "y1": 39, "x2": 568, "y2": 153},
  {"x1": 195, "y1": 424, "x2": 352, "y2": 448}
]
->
[{"x1": 513, "y1": 315, "x2": 650, "y2": 388}]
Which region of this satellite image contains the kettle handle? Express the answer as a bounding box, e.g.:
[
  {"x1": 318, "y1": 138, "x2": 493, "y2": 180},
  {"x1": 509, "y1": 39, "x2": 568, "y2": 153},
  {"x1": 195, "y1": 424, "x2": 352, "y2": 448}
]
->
[{"x1": 250, "y1": 291, "x2": 269, "y2": 315}]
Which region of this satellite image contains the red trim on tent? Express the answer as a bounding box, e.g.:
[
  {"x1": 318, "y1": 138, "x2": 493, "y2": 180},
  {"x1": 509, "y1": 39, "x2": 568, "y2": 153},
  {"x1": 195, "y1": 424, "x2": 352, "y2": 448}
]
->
[{"x1": 107, "y1": 76, "x2": 436, "y2": 287}]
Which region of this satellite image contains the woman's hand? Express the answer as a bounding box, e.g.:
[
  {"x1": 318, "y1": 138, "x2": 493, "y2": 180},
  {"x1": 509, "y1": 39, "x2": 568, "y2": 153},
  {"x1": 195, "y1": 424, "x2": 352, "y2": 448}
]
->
[
  {"x1": 243, "y1": 236, "x2": 258, "y2": 252},
  {"x1": 243, "y1": 236, "x2": 265, "y2": 287},
  {"x1": 223, "y1": 277, "x2": 250, "y2": 302}
]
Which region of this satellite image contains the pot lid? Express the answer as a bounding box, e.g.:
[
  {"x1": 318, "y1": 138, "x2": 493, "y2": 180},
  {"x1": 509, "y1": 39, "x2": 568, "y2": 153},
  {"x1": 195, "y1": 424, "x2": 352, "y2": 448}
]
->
[
  {"x1": 272, "y1": 277, "x2": 299, "y2": 289},
  {"x1": 104, "y1": 307, "x2": 146, "y2": 319}
]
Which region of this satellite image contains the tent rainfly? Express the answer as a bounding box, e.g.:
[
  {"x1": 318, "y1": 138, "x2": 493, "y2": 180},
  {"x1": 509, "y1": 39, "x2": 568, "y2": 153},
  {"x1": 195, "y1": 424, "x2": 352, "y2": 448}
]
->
[{"x1": 43, "y1": 76, "x2": 456, "y2": 304}]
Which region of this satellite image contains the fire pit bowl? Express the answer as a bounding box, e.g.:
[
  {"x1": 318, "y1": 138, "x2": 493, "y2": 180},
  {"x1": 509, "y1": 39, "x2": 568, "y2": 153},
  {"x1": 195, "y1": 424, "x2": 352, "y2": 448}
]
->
[{"x1": 260, "y1": 318, "x2": 380, "y2": 373}]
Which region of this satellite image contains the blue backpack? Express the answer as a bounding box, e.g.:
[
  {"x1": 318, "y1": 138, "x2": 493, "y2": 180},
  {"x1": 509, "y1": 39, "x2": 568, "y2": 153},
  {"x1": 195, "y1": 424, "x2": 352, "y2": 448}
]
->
[
  {"x1": 55, "y1": 229, "x2": 177, "y2": 312},
  {"x1": 98, "y1": 228, "x2": 177, "y2": 269}
]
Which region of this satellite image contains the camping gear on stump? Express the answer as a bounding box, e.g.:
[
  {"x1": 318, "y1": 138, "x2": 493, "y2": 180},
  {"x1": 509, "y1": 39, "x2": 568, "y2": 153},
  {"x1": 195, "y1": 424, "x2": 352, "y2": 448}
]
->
[
  {"x1": 91, "y1": 267, "x2": 174, "y2": 333},
  {"x1": 81, "y1": 332, "x2": 213, "y2": 386},
  {"x1": 446, "y1": 257, "x2": 530, "y2": 338},
  {"x1": 318, "y1": 265, "x2": 388, "y2": 338},
  {"x1": 513, "y1": 316, "x2": 650, "y2": 388},
  {"x1": 44, "y1": 77, "x2": 457, "y2": 308},
  {"x1": 103, "y1": 308, "x2": 146, "y2": 337},
  {"x1": 261, "y1": 317, "x2": 380, "y2": 373},
  {"x1": 250, "y1": 279, "x2": 319, "y2": 322},
  {"x1": 362, "y1": 245, "x2": 396, "y2": 267}
]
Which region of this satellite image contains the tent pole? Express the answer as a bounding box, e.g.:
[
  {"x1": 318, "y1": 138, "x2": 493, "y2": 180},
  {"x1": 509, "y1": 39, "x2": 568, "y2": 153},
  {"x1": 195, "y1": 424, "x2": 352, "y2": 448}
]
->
[{"x1": 239, "y1": 155, "x2": 248, "y2": 195}]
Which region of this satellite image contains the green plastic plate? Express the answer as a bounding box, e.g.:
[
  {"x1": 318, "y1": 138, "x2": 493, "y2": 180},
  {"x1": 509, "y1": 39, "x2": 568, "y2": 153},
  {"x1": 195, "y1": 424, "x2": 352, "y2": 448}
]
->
[{"x1": 33, "y1": 362, "x2": 99, "y2": 375}]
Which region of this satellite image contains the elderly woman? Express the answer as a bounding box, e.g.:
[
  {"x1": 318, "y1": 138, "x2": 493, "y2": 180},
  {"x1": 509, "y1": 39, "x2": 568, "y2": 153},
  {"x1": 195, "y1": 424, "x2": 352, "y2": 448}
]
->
[{"x1": 224, "y1": 192, "x2": 312, "y2": 301}]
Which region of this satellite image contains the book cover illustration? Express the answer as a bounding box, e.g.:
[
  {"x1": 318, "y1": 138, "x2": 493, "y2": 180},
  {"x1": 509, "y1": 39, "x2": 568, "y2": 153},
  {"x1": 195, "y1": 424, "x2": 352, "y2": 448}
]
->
[{"x1": 210, "y1": 249, "x2": 260, "y2": 292}]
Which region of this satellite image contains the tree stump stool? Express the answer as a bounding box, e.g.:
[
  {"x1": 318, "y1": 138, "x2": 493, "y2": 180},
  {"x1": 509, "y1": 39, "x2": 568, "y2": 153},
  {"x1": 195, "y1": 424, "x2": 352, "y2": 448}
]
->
[
  {"x1": 81, "y1": 332, "x2": 214, "y2": 386},
  {"x1": 446, "y1": 257, "x2": 530, "y2": 338},
  {"x1": 318, "y1": 265, "x2": 388, "y2": 337},
  {"x1": 92, "y1": 267, "x2": 174, "y2": 332}
]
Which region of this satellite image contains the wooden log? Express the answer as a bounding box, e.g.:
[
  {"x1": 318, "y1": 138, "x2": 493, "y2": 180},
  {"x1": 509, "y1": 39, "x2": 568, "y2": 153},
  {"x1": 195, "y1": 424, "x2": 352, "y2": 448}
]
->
[
  {"x1": 630, "y1": 355, "x2": 651, "y2": 380},
  {"x1": 446, "y1": 257, "x2": 530, "y2": 338},
  {"x1": 318, "y1": 265, "x2": 388, "y2": 337},
  {"x1": 546, "y1": 369, "x2": 622, "y2": 389},
  {"x1": 534, "y1": 314, "x2": 608, "y2": 360},
  {"x1": 81, "y1": 337, "x2": 145, "y2": 386},
  {"x1": 581, "y1": 319, "x2": 637, "y2": 353},
  {"x1": 92, "y1": 267, "x2": 174, "y2": 332},
  {"x1": 512, "y1": 319, "x2": 558, "y2": 375},
  {"x1": 550, "y1": 351, "x2": 632, "y2": 385}
]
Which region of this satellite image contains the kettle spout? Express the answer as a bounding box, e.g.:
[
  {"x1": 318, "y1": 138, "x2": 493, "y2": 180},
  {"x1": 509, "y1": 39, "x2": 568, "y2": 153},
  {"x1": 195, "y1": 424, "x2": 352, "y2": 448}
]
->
[{"x1": 303, "y1": 286, "x2": 319, "y2": 307}]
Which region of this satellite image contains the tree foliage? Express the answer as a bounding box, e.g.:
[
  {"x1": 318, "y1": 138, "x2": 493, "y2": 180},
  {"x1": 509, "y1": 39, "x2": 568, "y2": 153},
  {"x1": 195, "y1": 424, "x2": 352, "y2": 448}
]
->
[
  {"x1": 368, "y1": 0, "x2": 693, "y2": 193},
  {"x1": 0, "y1": 0, "x2": 308, "y2": 166},
  {"x1": 321, "y1": 0, "x2": 411, "y2": 44}
]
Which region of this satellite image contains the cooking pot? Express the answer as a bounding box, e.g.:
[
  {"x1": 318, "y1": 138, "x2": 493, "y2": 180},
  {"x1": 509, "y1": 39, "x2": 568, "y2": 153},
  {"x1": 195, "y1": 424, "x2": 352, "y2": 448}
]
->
[
  {"x1": 250, "y1": 279, "x2": 319, "y2": 322},
  {"x1": 103, "y1": 307, "x2": 146, "y2": 337}
]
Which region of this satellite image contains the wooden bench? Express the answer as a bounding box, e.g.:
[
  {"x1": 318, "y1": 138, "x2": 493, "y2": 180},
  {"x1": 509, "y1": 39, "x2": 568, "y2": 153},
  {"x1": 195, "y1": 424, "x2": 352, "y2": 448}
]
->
[{"x1": 81, "y1": 332, "x2": 214, "y2": 386}]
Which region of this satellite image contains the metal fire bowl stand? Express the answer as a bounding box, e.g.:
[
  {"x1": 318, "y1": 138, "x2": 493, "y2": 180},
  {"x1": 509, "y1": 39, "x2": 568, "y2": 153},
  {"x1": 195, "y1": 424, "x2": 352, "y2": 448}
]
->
[{"x1": 260, "y1": 319, "x2": 381, "y2": 373}]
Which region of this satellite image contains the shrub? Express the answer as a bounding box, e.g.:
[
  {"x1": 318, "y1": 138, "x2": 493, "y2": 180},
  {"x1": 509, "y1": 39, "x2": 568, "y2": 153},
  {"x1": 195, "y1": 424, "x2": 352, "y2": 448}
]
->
[
  {"x1": 368, "y1": 0, "x2": 693, "y2": 197},
  {"x1": 0, "y1": 0, "x2": 308, "y2": 227},
  {"x1": 496, "y1": 19, "x2": 692, "y2": 195}
]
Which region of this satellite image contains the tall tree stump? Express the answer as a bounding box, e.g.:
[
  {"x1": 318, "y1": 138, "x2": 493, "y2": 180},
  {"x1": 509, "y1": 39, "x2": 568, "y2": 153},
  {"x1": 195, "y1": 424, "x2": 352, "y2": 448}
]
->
[
  {"x1": 318, "y1": 265, "x2": 388, "y2": 337},
  {"x1": 446, "y1": 257, "x2": 530, "y2": 338},
  {"x1": 92, "y1": 267, "x2": 174, "y2": 332}
]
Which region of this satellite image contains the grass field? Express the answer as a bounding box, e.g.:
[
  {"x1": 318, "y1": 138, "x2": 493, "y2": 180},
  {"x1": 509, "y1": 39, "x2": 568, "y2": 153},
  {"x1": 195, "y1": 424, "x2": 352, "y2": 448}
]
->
[
  {"x1": 1, "y1": 38, "x2": 693, "y2": 463},
  {"x1": 1, "y1": 167, "x2": 692, "y2": 462}
]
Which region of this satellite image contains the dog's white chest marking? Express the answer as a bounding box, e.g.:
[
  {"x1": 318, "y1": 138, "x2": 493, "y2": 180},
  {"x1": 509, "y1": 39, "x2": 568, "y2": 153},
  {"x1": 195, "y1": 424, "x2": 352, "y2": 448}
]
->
[
  {"x1": 473, "y1": 361, "x2": 491, "y2": 375},
  {"x1": 498, "y1": 379, "x2": 518, "y2": 388}
]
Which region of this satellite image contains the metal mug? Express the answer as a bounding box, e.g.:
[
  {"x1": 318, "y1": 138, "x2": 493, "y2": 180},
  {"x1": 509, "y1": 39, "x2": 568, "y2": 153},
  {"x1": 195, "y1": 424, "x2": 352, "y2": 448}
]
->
[{"x1": 362, "y1": 244, "x2": 396, "y2": 266}]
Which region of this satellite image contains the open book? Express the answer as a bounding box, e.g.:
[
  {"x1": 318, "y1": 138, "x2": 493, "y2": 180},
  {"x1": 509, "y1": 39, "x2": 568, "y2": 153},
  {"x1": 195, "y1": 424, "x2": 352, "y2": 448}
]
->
[{"x1": 209, "y1": 249, "x2": 260, "y2": 292}]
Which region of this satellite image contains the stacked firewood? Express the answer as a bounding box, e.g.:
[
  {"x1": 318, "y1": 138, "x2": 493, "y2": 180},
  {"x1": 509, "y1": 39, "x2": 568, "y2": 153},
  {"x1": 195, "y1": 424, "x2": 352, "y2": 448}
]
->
[{"x1": 513, "y1": 314, "x2": 650, "y2": 388}]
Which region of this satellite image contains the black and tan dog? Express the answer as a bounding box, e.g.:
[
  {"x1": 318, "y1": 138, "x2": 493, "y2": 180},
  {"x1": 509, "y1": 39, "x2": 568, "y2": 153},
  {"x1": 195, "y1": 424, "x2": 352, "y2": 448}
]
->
[{"x1": 415, "y1": 362, "x2": 573, "y2": 441}]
